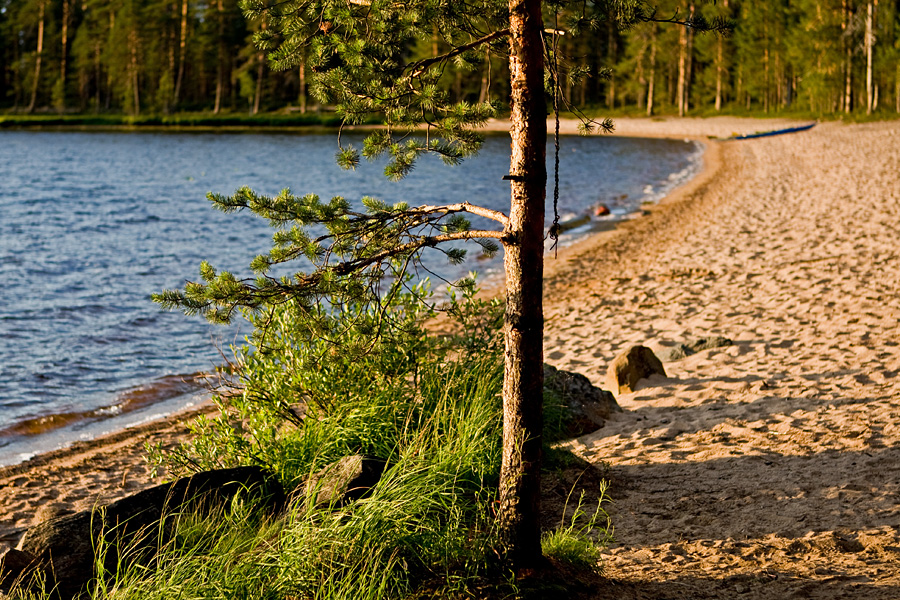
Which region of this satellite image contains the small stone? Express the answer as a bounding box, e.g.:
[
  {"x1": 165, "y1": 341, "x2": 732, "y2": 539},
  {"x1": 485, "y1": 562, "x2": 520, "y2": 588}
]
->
[
  {"x1": 543, "y1": 364, "x2": 621, "y2": 438},
  {"x1": 688, "y1": 336, "x2": 733, "y2": 353},
  {"x1": 605, "y1": 345, "x2": 666, "y2": 395},
  {"x1": 306, "y1": 455, "x2": 386, "y2": 508}
]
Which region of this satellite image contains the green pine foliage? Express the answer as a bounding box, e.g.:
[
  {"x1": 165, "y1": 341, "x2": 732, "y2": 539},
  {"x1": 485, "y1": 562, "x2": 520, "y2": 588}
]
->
[{"x1": 5, "y1": 0, "x2": 899, "y2": 117}]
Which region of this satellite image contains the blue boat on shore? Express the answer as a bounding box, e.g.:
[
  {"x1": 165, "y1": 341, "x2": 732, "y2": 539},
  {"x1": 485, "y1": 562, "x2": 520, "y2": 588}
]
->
[{"x1": 728, "y1": 122, "x2": 817, "y2": 140}]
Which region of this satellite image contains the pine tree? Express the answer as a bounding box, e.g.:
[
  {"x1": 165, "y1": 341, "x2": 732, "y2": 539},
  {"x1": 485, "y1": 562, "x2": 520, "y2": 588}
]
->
[{"x1": 151, "y1": 0, "x2": 714, "y2": 567}]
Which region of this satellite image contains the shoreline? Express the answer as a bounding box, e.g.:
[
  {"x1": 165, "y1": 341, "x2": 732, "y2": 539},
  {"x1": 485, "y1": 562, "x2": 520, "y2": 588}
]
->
[
  {"x1": 0, "y1": 119, "x2": 709, "y2": 468},
  {"x1": 0, "y1": 116, "x2": 753, "y2": 515},
  {"x1": 0, "y1": 116, "x2": 731, "y2": 547},
  {"x1": 12, "y1": 117, "x2": 896, "y2": 600}
]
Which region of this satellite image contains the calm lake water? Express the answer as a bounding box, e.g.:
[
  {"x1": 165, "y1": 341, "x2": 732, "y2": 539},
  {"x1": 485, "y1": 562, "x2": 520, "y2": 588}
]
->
[{"x1": 0, "y1": 130, "x2": 702, "y2": 465}]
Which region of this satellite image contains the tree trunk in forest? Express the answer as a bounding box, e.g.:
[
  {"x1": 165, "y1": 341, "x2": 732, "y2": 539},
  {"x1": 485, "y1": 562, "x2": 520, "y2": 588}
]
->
[
  {"x1": 842, "y1": 0, "x2": 853, "y2": 113},
  {"x1": 865, "y1": 0, "x2": 875, "y2": 114},
  {"x1": 647, "y1": 25, "x2": 656, "y2": 116},
  {"x1": 214, "y1": 0, "x2": 225, "y2": 114},
  {"x1": 253, "y1": 55, "x2": 264, "y2": 114},
  {"x1": 130, "y1": 27, "x2": 140, "y2": 115},
  {"x1": 174, "y1": 0, "x2": 188, "y2": 106},
  {"x1": 299, "y1": 55, "x2": 307, "y2": 113},
  {"x1": 59, "y1": 0, "x2": 70, "y2": 112},
  {"x1": 478, "y1": 47, "x2": 491, "y2": 104},
  {"x1": 677, "y1": 10, "x2": 687, "y2": 117},
  {"x1": 607, "y1": 21, "x2": 616, "y2": 109},
  {"x1": 715, "y1": 36, "x2": 723, "y2": 111},
  {"x1": 26, "y1": 0, "x2": 46, "y2": 113},
  {"x1": 499, "y1": 0, "x2": 546, "y2": 570},
  {"x1": 94, "y1": 39, "x2": 102, "y2": 112},
  {"x1": 715, "y1": 0, "x2": 728, "y2": 111},
  {"x1": 684, "y1": 3, "x2": 694, "y2": 112}
]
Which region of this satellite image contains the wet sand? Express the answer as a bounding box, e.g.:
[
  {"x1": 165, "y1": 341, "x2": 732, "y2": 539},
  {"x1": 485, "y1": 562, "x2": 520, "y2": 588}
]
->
[{"x1": 3, "y1": 116, "x2": 899, "y2": 599}]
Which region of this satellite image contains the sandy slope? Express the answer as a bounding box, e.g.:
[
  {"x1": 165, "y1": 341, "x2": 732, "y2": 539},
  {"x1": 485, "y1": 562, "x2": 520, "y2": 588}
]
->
[
  {"x1": 2, "y1": 117, "x2": 899, "y2": 599},
  {"x1": 543, "y1": 119, "x2": 900, "y2": 599}
]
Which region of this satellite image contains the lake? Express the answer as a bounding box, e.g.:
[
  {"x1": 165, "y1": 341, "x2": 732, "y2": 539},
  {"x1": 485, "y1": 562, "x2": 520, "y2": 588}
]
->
[{"x1": 0, "y1": 129, "x2": 702, "y2": 465}]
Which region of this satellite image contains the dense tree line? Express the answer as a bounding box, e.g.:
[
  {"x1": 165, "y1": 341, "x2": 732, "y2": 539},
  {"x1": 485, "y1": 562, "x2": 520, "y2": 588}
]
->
[{"x1": 2, "y1": 0, "x2": 899, "y2": 116}]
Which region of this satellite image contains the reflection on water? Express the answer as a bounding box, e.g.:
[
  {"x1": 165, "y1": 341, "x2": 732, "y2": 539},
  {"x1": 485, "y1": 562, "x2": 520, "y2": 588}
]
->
[{"x1": 0, "y1": 130, "x2": 701, "y2": 465}]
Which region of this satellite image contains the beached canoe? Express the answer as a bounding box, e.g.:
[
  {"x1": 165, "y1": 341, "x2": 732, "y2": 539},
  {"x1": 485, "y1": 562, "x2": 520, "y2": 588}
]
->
[{"x1": 728, "y1": 122, "x2": 816, "y2": 140}]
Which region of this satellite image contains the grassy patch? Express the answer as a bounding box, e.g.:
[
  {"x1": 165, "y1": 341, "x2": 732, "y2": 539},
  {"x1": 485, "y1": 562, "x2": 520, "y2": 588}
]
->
[{"x1": 7, "y1": 290, "x2": 611, "y2": 599}]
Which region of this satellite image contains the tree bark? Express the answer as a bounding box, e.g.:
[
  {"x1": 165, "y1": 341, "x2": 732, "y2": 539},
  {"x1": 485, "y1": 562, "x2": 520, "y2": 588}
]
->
[
  {"x1": 130, "y1": 26, "x2": 140, "y2": 115},
  {"x1": 715, "y1": 0, "x2": 728, "y2": 111},
  {"x1": 59, "y1": 0, "x2": 70, "y2": 112},
  {"x1": 842, "y1": 0, "x2": 853, "y2": 114},
  {"x1": 865, "y1": 0, "x2": 875, "y2": 114},
  {"x1": 174, "y1": 0, "x2": 188, "y2": 106},
  {"x1": 715, "y1": 35, "x2": 723, "y2": 111},
  {"x1": 26, "y1": 0, "x2": 46, "y2": 113},
  {"x1": 214, "y1": 0, "x2": 225, "y2": 114},
  {"x1": 478, "y1": 47, "x2": 491, "y2": 104},
  {"x1": 299, "y1": 56, "x2": 307, "y2": 113},
  {"x1": 685, "y1": 3, "x2": 694, "y2": 112},
  {"x1": 499, "y1": 0, "x2": 546, "y2": 570},
  {"x1": 606, "y1": 21, "x2": 616, "y2": 109},
  {"x1": 676, "y1": 9, "x2": 687, "y2": 117},
  {"x1": 646, "y1": 24, "x2": 656, "y2": 116}
]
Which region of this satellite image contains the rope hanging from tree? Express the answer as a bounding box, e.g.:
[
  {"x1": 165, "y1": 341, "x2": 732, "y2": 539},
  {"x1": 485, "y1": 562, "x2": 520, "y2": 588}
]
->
[{"x1": 547, "y1": 15, "x2": 562, "y2": 258}]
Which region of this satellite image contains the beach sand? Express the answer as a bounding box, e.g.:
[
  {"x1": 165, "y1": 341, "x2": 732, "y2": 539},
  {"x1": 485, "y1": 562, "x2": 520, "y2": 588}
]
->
[{"x1": 3, "y1": 116, "x2": 899, "y2": 599}]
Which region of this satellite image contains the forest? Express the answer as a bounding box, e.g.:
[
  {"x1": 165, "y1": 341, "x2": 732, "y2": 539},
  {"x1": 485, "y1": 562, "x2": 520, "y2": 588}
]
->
[{"x1": 2, "y1": 0, "x2": 899, "y2": 118}]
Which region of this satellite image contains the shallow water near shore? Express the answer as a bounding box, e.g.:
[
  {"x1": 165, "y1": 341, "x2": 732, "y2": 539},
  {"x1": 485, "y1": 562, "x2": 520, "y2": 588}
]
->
[{"x1": 0, "y1": 130, "x2": 701, "y2": 466}]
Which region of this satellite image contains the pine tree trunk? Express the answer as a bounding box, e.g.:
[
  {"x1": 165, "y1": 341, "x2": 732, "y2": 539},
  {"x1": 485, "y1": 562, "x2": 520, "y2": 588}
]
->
[
  {"x1": 606, "y1": 22, "x2": 616, "y2": 109},
  {"x1": 715, "y1": 0, "x2": 728, "y2": 111},
  {"x1": 842, "y1": 0, "x2": 853, "y2": 114},
  {"x1": 715, "y1": 36, "x2": 723, "y2": 111},
  {"x1": 130, "y1": 27, "x2": 140, "y2": 115},
  {"x1": 764, "y1": 46, "x2": 770, "y2": 113},
  {"x1": 26, "y1": 0, "x2": 46, "y2": 114},
  {"x1": 478, "y1": 47, "x2": 491, "y2": 104},
  {"x1": 499, "y1": 0, "x2": 546, "y2": 570},
  {"x1": 299, "y1": 56, "x2": 307, "y2": 113},
  {"x1": 677, "y1": 11, "x2": 687, "y2": 117},
  {"x1": 94, "y1": 40, "x2": 101, "y2": 112},
  {"x1": 59, "y1": 0, "x2": 70, "y2": 112},
  {"x1": 647, "y1": 25, "x2": 656, "y2": 116},
  {"x1": 214, "y1": 0, "x2": 225, "y2": 114},
  {"x1": 865, "y1": 0, "x2": 874, "y2": 114},
  {"x1": 684, "y1": 3, "x2": 694, "y2": 112},
  {"x1": 174, "y1": 0, "x2": 188, "y2": 106},
  {"x1": 253, "y1": 53, "x2": 264, "y2": 114}
]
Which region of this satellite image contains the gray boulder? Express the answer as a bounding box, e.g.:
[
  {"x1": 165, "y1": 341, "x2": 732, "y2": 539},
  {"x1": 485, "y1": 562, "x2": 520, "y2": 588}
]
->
[
  {"x1": 543, "y1": 365, "x2": 621, "y2": 438},
  {"x1": 605, "y1": 345, "x2": 667, "y2": 395},
  {"x1": 305, "y1": 455, "x2": 386, "y2": 508},
  {"x1": 16, "y1": 466, "x2": 283, "y2": 599},
  {"x1": 0, "y1": 547, "x2": 39, "y2": 595},
  {"x1": 657, "y1": 336, "x2": 733, "y2": 362}
]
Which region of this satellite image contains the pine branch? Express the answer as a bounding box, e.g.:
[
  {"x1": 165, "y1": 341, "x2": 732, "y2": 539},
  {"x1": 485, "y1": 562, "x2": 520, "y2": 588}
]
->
[{"x1": 408, "y1": 29, "x2": 511, "y2": 77}]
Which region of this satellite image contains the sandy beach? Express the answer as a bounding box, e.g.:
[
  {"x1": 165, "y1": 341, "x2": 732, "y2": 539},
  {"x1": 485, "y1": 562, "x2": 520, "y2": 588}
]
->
[{"x1": 3, "y1": 116, "x2": 899, "y2": 599}]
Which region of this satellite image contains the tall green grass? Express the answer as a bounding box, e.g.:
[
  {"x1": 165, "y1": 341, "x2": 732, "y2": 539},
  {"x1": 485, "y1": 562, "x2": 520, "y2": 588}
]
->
[{"x1": 7, "y1": 290, "x2": 610, "y2": 599}]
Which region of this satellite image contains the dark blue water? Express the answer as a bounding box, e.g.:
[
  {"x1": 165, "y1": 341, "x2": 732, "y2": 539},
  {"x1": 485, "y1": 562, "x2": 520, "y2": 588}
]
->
[{"x1": 0, "y1": 130, "x2": 701, "y2": 464}]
